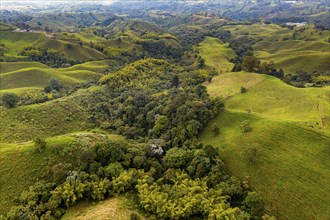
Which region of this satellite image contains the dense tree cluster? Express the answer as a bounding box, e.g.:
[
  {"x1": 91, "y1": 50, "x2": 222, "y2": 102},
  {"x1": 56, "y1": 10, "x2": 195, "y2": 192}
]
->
[
  {"x1": 6, "y1": 137, "x2": 267, "y2": 220},
  {"x1": 87, "y1": 59, "x2": 223, "y2": 146}
]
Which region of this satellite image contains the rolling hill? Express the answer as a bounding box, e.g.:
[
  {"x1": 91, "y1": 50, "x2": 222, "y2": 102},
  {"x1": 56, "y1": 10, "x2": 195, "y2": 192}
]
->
[
  {"x1": 0, "y1": 131, "x2": 120, "y2": 214},
  {"x1": 0, "y1": 32, "x2": 105, "y2": 61},
  {"x1": 199, "y1": 72, "x2": 330, "y2": 219},
  {"x1": 223, "y1": 24, "x2": 330, "y2": 75},
  {"x1": 0, "y1": 61, "x2": 105, "y2": 94},
  {"x1": 196, "y1": 37, "x2": 236, "y2": 73}
]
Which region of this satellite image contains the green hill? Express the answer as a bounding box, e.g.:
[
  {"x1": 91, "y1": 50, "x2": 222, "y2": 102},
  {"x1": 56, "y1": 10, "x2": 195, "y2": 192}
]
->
[
  {"x1": 0, "y1": 32, "x2": 105, "y2": 61},
  {"x1": 196, "y1": 37, "x2": 236, "y2": 72},
  {"x1": 200, "y1": 72, "x2": 330, "y2": 219},
  {"x1": 0, "y1": 91, "x2": 94, "y2": 143},
  {"x1": 0, "y1": 22, "x2": 16, "y2": 31},
  {"x1": 254, "y1": 40, "x2": 330, "y2": 74},
  {"x1": 223, "y1": 24, "x2": 330, "y2": 75},
  {"x1": 0, "y1": 62, "x2": 103, "y2": 94},
  {"x1": 25, "y1": 13, "x2": 116, "y2": 32},
  {"x1": 0, "y1": 61, "x2": 50, "y2": 73},
  {"x1": 0, "y1": 131, "x2": 119, "y2": 214}
]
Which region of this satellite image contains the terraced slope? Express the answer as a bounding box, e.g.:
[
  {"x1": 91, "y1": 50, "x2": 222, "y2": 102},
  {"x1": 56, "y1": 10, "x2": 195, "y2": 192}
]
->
[{"x1": 200, "y1": 72, "x2": 330, "y2": 219}]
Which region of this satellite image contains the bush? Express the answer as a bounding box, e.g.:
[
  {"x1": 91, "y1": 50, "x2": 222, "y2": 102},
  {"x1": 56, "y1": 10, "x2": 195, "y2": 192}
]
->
[
  {"x1": 240, "y1": 121, "x2": 252, "y2": 133},
  {"x1": 211, "y1": 123, "x2": 220, "y2": 136},
  {"x1": 1, "y1": 93, "x2": 19, "y2": 108},
  {"x1": 242, "y1": 144, "x2": 260, "y2": 165},
  {"x1": 130, "y1": 213, "x2": 142, "y2": 220},
  {"x1": 240, "y1": 86, "x2": 247, "y2": 93},
  {"x1": 34, "y1": 137, "x2": 47, "y2": 153}
]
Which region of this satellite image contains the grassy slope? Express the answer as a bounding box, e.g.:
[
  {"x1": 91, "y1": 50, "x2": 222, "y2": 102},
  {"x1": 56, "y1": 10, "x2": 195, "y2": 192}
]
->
[
  {"x1": 196, "y1": 37, "x2": 236, "y2": 73},
  {"x1": 0, "y1": 61, "x2": 50, "y2": 73},
  {"x1": 0, "y1": 131, "x2": 116, "y2": 214},
  {"x1": 223, "y1": 24, "x2": 330, "y2": 74},
  {"x1": 254, "y1": 40, "x2": 330, "y2": 74},
  {"x1": 0, "y1": 32, "x2": 105, "y2": 61},
  {"x1": 0, "y1": 62, "x2": 104, "y2": 93},
  {"x1": 0, "y1": 23, "x2": 16, "y2": 31},
  {"x1": 200, "y1": 72, "x2": 330, "y2": 219},
  {"x1": 62, "y1": 196, "x2": 145, "y2": 220},
  {"x1": 0, "y1": 92, "x2": 93, "y2": 143}
]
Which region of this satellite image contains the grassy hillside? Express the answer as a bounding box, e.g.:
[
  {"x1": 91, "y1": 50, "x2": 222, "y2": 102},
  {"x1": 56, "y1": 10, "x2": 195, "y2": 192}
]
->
[
  {"x1": 0, "y1": 22, "x2": 16, "y2": 31},
  {"x1": 254, "y1": 40, "x2": 330, "y2": 74},
  {"x1": 0, "y1": 131, "x2": 114, "y2": 214},
  {"x1": 0, "y1": 62, "x2": 103, "y2": 94},
  {"x1": 196, "y1": 37, "x2": 236, "y2": 72},
  {"x1": 62, "y1": 196, "x2": 145, "y2": 220},
  {"x1": 223, "y1": 24, "x2": 292, "y2": 42},
  {"x1": 0, "y1": 32, "x2": 105, "y2": 61},
  {"x1": 0, "y1": 61, "x2": 50, "y2": 73},
  {"x1": 223, "y1": 24, "x2": 330, "y2": 75},
  {"x1": 25, "y1": 13, "x2": 114, "y2": 32},
  {"x1": 61, "y1": 61, "x2": 111, "y2": 73},
  {"x1": 200, "y1": 72, "x2": 330, "y2": 219},
  {"x1": 0, "y1": 93, "x2": 93, "y2": 143}
]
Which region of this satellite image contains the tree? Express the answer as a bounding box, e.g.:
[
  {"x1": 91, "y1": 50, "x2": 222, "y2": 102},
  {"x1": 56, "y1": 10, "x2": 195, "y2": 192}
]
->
[
  {"x1": 34, "y1": 137, "x2": 47, "y2": 153},
  {"x1": 242, "y1": 144, "x2": 260, "y2": 165},
  {"x1": 49, "y1": 78, "x2": 63, "y2": 92},
  {"x1": 45, "y1": 78, "x2": 63, "y2": 93},
  {"x1": 243, "y1": 192, "x2": 264, "y2": 218},
  {"x1": 163, "y1": 147, "x2": 192, "y2": 169},
  {"x1": 171, "y1": 75, "x2": 180, "y2": 88},
  {"x1": 240, "y1": 121, "x2": 252, "y2": 133},
  {"x1": 240, "y1": 86, "x2": 247, "y2": 93},
  {"x1": 153, "y1": 115, "x2": 170, "y2": 136},
  {"x1": 211, "y1": 123, "x2": 220, "y2": 136},
  {"x1": 242, "y1": 56, "x2": 260, "y2": 72},
  {"x1": 1, "y1": 93, "x2": 19, "y2": 108},
  {"x1": 197, "y1": 56, "x2": 205, "y2": 68}
]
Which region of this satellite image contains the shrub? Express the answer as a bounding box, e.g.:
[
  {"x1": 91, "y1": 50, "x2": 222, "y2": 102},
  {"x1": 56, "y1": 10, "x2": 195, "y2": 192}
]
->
[
  {"x1": 211, "y1": 123, "x2": 220, "y2": 136},
  {"x1": 130, "y1": 213, "x2": 142, "y2": 220},
  {"x1": 242, "y1": 144, "x2": 260, "y2": 165},
  {"x1": 240, "y1": 86, "x2": 247, "y2": 93},
  {"x1": 1, "y1": 93, "x2": 19, "y2": 108},
  {"x1": 34, "y1": 137, "x2": 47, "y2": 153},
  {"x1": 240, "y1": 121, "x2": 252, "y2": 133}
]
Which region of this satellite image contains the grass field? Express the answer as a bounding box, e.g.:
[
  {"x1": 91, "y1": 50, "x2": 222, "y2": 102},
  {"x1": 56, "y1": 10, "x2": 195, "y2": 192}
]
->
[
  {"x1": 0, "y1": 61, "x2": 104, "y2": 94},
  {"x1": 0, "y1": 32, "x2": 105, "y2": 61},
  {"x1": 200, "y1": 72, "x2": 330, "y2": 219},
  {"x1": 196, "y1": 37, "x2": 236, "y2": 72},
  {"x1": 0, "y1": 92, "x2": 93, "y2": 143},
  {"x1": 62, "y1": 196, "x2": 145, "y2": 220}
]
